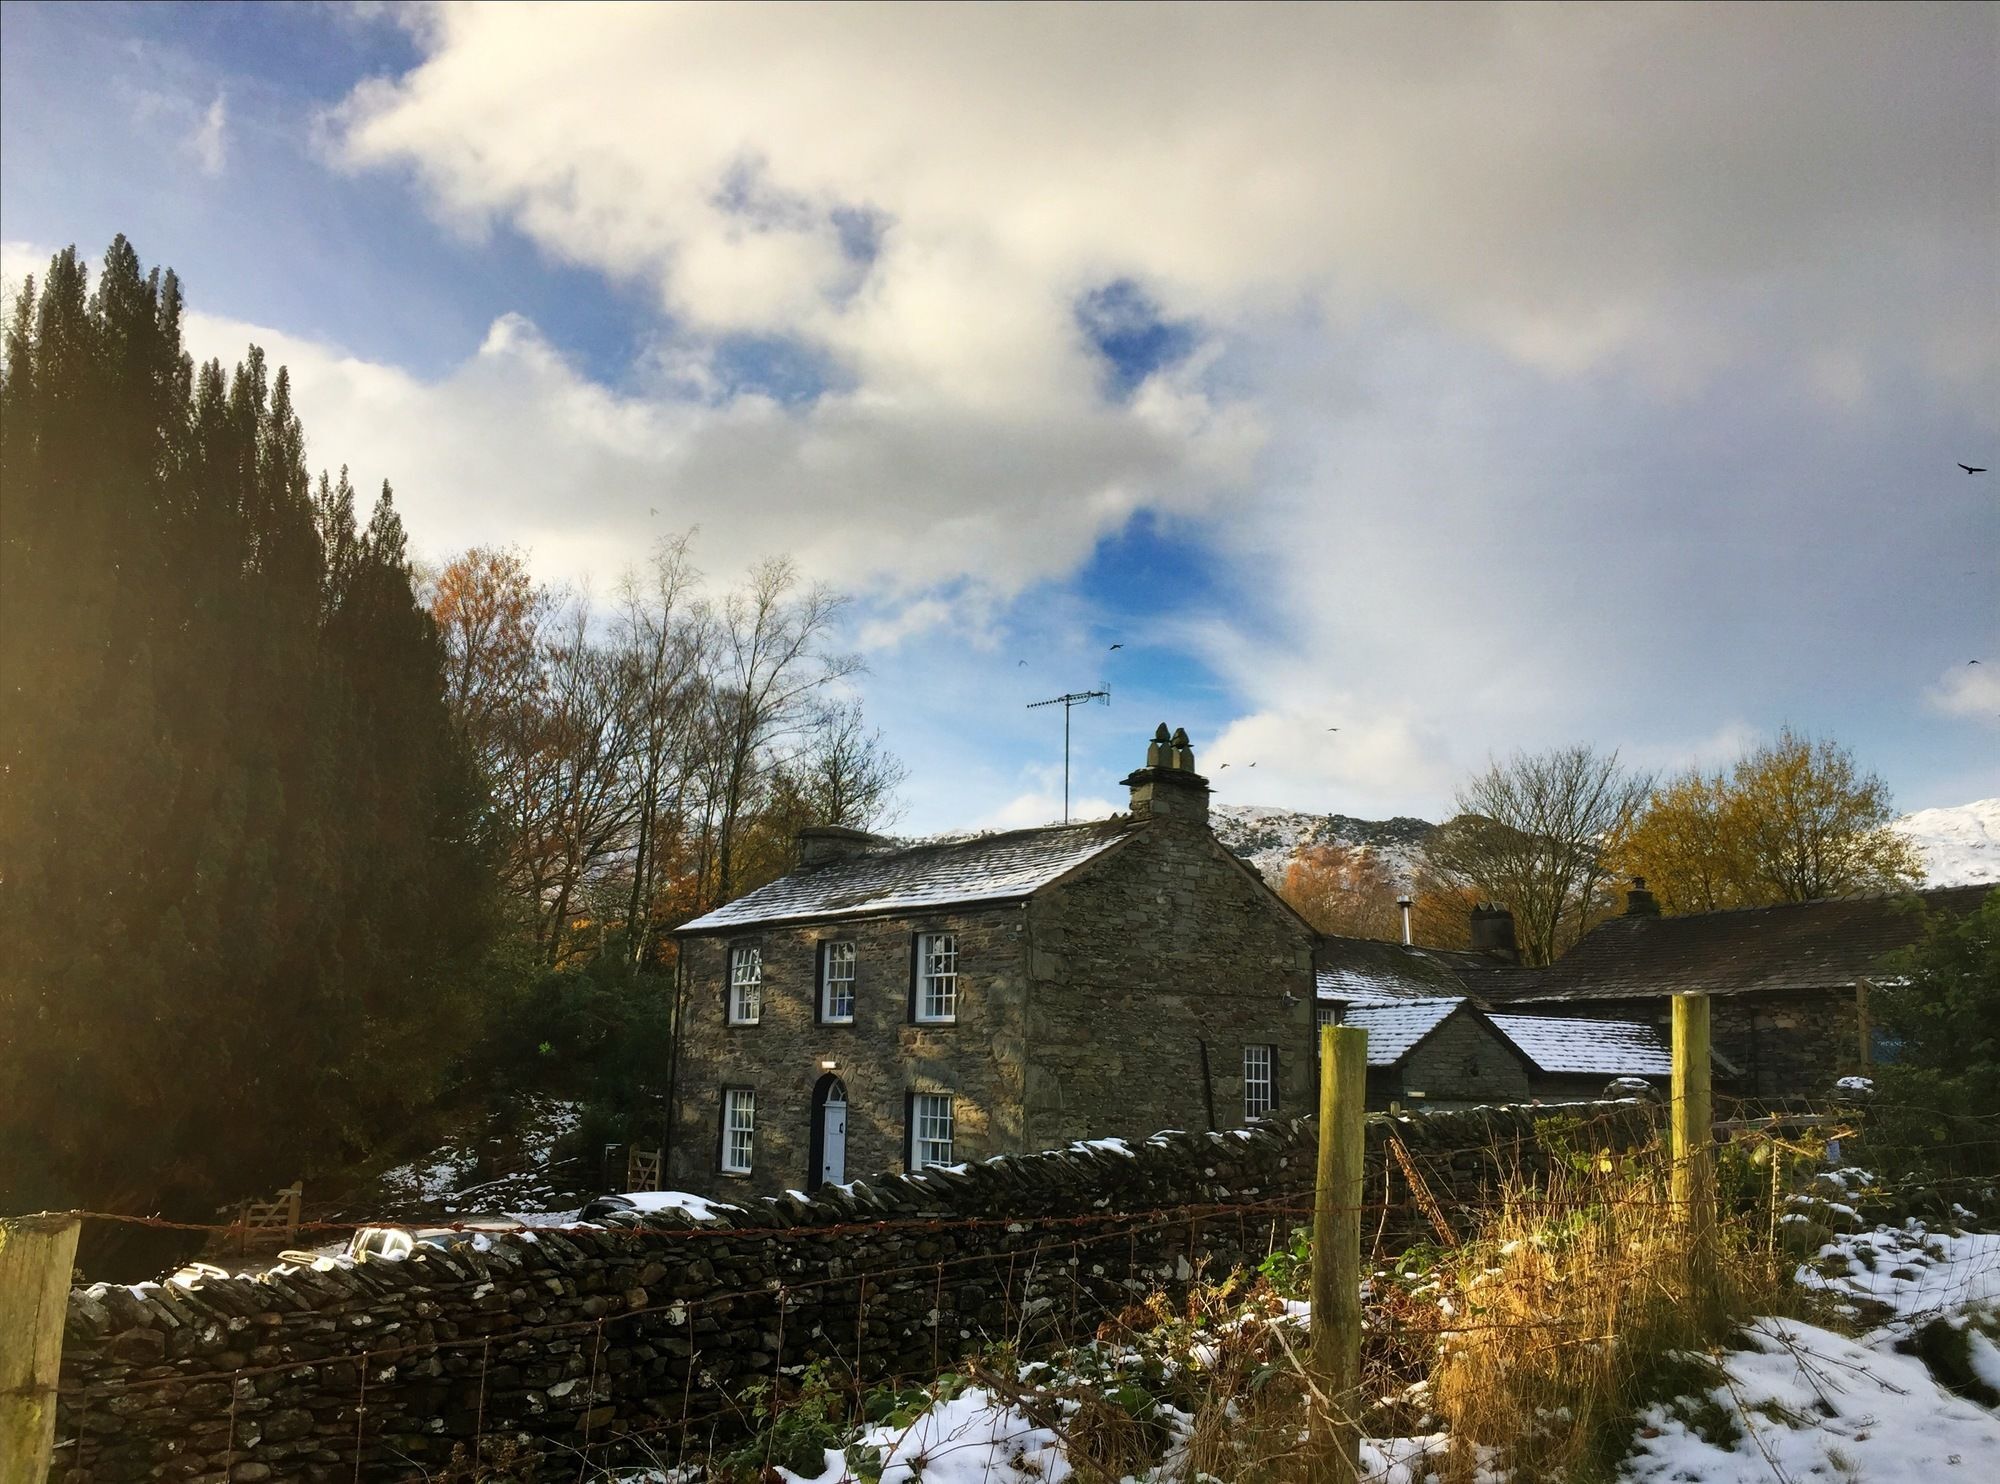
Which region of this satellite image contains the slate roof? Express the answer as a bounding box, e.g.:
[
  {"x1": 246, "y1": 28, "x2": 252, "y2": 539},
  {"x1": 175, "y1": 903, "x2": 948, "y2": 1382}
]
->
[
  {"x1": 1342, "y1": 998, "x2": 1466, "y2": 1066},
  {"x1": 674, "y1": 818, "x2": 1137, "y2": 932},
  {"x1": 1315, "y1": 936, "x2": 1527, "y2": 1003},
  {"x1": 1488, "y1": 884, "x2": 1991, "y2": 1005},
  {"x1": 1488, "y1": 1014, "x2": 1671, "y2": 1078}
]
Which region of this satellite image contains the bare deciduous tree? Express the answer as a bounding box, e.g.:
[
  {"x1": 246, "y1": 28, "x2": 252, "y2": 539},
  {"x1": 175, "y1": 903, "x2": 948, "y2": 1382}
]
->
[{"x1": 1431, "y1": 745, "x2": 1653, "y2": 966}]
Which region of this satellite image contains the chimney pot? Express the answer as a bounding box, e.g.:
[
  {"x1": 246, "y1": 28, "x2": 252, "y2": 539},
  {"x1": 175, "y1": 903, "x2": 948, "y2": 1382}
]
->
[
  {"x1": 1624, "y1": 876, "x2": 1661, "y2": 917},
  {"x1": 796, "y1": 824, "x2": 887, "y2": 868},
  {"x1": 1123, "y1": 723, "x2": 1210, "y2": 825},
  {"x1": 1468, "y1": 903, "x2": 1520, "y2": 963}
]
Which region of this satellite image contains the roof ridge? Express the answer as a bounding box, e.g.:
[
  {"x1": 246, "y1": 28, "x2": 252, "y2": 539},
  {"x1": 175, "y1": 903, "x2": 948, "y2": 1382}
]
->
[{"x1": 1607, "y1": 881, "x2": 1986, "y2": 924}]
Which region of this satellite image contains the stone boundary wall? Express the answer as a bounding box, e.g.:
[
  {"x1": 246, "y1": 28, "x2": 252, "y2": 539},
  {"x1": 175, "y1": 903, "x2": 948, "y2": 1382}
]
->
[{"x1": 53, "y1": 1100, "x2": 1657, "y2": 1483}]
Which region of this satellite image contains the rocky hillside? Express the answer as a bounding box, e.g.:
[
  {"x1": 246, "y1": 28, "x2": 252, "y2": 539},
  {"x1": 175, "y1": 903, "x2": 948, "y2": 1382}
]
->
[
  {"x1": 1212, "y1": 797, "x2": 1999, "y2": 891},
  {"x1": 1209, "y1": 803, "x2": 1434, "y2": 885}
]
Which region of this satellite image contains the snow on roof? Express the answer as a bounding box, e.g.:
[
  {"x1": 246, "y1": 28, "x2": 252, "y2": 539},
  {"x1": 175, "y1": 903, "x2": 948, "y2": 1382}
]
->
[
  {"x1": 1315, "y1": 940, "x2": 1480, "y2": 1001},
  {"x1": 1343, "y1": 998, "x2": 1465, "y2": 1066},
  {"x1": 676, "y1": 817, "x2": 1135, "y2": 932},
  {"x1": 1488, "y1": 1013, "x2": 1670, "y2": 1077}
]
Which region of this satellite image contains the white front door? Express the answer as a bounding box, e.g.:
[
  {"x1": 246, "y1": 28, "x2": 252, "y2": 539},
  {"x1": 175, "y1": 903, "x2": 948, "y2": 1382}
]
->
[{"x1": 819, "y1": 1092, "x2": 847, "y2": 1186}]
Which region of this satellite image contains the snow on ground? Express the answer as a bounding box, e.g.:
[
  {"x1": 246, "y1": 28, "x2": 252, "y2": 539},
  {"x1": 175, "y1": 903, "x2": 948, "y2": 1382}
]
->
[
  {"x1": 359, "y1": 1094, "x2": 586, "y2": 1218},
  {"x1": 779, "y1": 1388, "x2": 1071, "y2": 1484},
  {"x1": 1797, "y1": 1220, "x2": 2000, "y2": 1334},
  {"x1": 1623, "y1": 1316, "x2": 2000, "y2": 1483},
  {"x1": 1896, "y1": 798, "x2": 2000, "y2": 887}
]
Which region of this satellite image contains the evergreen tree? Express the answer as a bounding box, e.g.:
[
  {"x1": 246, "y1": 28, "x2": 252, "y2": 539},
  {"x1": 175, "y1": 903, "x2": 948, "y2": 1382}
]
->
[{"x1": 0, "y1": 239, "x2": 496, "y2": 1267}]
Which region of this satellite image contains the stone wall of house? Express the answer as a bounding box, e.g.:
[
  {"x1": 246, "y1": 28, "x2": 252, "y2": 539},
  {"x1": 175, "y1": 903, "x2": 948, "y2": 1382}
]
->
[
  {"x1": 1386, "y1": 1009, "x2": 1533, "y2": 1110},
  {"x1": 671, "y1": 905, "x2": 1032, "y2": 1199},
  {"x1": 1023, "y1": 817, "x2": 1317, "y2": 1150},
  {"x1": 54, "y1": 1101, "x2": 1656, "y2": 1483}
]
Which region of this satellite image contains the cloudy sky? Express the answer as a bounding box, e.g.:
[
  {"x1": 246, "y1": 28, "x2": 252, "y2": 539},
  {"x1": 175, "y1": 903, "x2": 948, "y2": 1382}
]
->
[{"x1": 4, "y1": 1, "x2": 1995, "y2": 832}]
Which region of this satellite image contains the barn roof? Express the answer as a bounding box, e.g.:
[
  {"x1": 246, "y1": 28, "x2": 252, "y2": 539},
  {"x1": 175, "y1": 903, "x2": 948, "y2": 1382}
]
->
[
  {"x1": 1315, "y1": 936, "x2": 1530, "y2": 1004},
  {"x1": 1341, "y1": 997, "x2": 1468, "y2": 1066},
  {"x1": 1488, "y1": 884, "x2": 1990, "y2": 1005},
  {"x1": 674, "y1": 817, "x2": 1137, "y2": 932},
  {"x1": 1488, "y1": 1013, "x2": 1671, "y2": 1077}
]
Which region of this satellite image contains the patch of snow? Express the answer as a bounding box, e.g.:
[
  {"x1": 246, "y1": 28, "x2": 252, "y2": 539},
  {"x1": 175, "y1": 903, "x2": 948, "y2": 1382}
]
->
[
  {"x1": 1072, "y1": 1137, "x2": 1135, "y2": 1156},
  {"x1": 612, "y1": 1191, "x2": 740, "y2": 1223},
  {"x1": 1798, "y1": 1221, "x2": 2000, "y2": 1330},
  {"x1": 1896, "y1": 798, "x2": 2000, "y2": 886},
  {"x1": 1969, "y1": 1329, "x2": 2000, "y2": 1395},
  {"x1": 1623, "y1": 1316, "x2": 2000, "y2": 1483},
  {"x1": 777, "y1": 1387, "x2": 1070, "y2": 1483}
]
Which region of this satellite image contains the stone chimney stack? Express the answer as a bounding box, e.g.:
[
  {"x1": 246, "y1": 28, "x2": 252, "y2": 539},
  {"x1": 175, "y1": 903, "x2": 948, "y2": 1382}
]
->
[
  {"x1": 1122, "y1": 722, "x2": 1211, "y2": 825},
  {"x1": 1624, "y1": 876, "x2": 1662, "y2": 917},
  {"x1": 1469, "y1": 903, "x2": 1520, "y2": 963},
  {"x1": 796, "y1": 824, "x2": 886, "y2": 868}
]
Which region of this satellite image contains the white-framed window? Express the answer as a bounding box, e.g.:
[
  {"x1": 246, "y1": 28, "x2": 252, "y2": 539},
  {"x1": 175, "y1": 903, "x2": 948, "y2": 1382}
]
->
[
  {"x1": 915, "y1": 932, "x2": 957, "y2": 1023},
  {"x1": 820, "y1": 940, "x2": 856, "y2": 1023},
  {"x1": 721, "y1": 1088, "x2": 755, "y2": 1174},
  {"x1": 911, "y1": 1092, "x2": 955, "y2": 1169},
  {"x1": 728, "y1": 946, "x2": 762, "y2": 1025},
  {"x1": 1316, "y1": 1005, "x2": 1338, "y2": 1032},
  {"x1": 1244, "y1": 1044, "x2": 1276, "y2": 1119}
]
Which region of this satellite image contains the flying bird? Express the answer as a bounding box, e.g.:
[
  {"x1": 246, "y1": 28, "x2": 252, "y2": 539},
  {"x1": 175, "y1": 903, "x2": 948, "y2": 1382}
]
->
[
  {"x1": 1972, "y1": 660, "x2": 1983, "y2": 665},
  {"x1": 1108, "y1": 643, "x2": 1125, "y2": 651},
  {"x1": 1248, "y1": 762, "x2": 1258, "y2": 767},
  {"x1": 1218, "y1": 763, "x2": 1230, "y2": 769},
  {"x1": 1327, "y1": 727, "x2": 1340, "y2": 732},
  {"x1": 1960, "y1": 464, "x2": 1987, "y2": 474},
  {"x1": 1017, "y1": 660, "x2": 1027, "y2": 667}
]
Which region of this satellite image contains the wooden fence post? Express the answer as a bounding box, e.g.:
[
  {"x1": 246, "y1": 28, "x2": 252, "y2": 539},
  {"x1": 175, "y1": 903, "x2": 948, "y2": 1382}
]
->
[
  {"x1": 1, "y1": 1212, "x2": 81, "y2": 1484},
  {"x1": 1671, "y1": 993, "x2": 1718, "y2": 1324},
  {"x1": 1311, "y1": 1023, "x2": 1367, "y2": 1483}
]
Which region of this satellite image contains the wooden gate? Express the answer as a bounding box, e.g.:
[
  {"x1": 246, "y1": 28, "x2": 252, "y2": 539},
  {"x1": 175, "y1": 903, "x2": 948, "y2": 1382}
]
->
[{"x1": 626, "y1": 1146, "x2": 663, "y2": 1192}]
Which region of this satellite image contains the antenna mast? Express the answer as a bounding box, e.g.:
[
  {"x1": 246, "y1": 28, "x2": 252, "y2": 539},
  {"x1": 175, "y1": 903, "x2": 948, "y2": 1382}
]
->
[{"x1": 1027, "y1": 687, "x2": 1110, "y2": 823}]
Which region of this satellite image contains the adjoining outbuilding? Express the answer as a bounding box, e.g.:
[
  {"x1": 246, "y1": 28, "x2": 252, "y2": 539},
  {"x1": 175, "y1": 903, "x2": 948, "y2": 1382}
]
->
[{"x1": 1483, "y1": 881, "x2": 1992, "y2": 1097}]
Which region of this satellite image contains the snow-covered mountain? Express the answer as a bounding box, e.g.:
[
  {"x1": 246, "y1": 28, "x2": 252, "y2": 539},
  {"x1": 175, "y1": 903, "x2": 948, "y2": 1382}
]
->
[
  {"x1": 1896, "y1": 798, "x2": 2000, "y2": 887},
  {"x1": 1211, "y1": 797, "x2": 1999, "y2": 892}
]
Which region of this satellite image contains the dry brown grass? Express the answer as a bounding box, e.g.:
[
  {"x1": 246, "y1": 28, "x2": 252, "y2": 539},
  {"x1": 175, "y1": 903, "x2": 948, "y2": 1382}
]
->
[{"x1": 1425, "y1": 1143, "x2": 1782, "y2": 1483}]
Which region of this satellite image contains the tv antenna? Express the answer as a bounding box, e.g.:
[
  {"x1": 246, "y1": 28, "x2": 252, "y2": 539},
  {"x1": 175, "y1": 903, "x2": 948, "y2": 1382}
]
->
[{"x1": 1027, "y1": 687, "x2": 1110, "y2": 823}]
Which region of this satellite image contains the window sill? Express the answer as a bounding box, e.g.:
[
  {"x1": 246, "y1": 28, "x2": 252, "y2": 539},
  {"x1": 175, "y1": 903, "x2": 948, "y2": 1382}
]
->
[{"x1": 912, "y1": 1017, "x2": 959, "y2": 1028}]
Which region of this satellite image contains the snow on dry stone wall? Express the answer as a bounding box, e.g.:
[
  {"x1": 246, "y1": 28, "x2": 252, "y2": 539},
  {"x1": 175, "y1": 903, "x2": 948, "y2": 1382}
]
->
[{"x1": 53, "y1": 1101, "x2": 1656, "y2": 1483}]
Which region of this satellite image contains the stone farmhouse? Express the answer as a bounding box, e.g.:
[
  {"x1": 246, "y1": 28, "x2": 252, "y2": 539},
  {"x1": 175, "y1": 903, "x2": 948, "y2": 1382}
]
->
[
  {"x1": 1485, "y1": 880, "x2": 1993, "y2": 1097},
  {"x1": 669, "y1": 726, "x2": 1317, "y2": 1198}
]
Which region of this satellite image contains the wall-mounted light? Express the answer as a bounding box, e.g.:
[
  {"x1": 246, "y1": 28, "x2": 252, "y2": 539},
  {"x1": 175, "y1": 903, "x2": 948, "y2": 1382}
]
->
[{"x1": 820, "y1": 1059, "x2": 838, "y2": 1071}]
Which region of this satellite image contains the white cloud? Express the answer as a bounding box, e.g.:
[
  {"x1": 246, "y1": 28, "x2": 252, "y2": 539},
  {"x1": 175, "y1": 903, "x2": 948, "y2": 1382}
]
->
[
  {"x1": 1926, "y1": 664, "x2": 2000, "y2": 725},
  {"x1": 189, "y1": 92, "x2": 227, "y2": 177},
  {"x1": 177, "y1": 304, "x2": 1249, "y2": 604},
  {"x1": 972, "y1": 789, "x2": 1119, "y2": 833},
  {"x1": 333, "y1": 5, "x2": 1995, "y2": 388}
]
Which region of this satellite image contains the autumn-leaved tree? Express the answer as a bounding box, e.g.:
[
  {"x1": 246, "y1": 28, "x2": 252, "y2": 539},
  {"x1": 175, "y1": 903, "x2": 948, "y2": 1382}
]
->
[
  {"x1": 1280, "y1": 844, "x2": 1403, "y2": 939},
  {"x1": 1614, "y1": 728, "x2": 1923, "y2": 911}
]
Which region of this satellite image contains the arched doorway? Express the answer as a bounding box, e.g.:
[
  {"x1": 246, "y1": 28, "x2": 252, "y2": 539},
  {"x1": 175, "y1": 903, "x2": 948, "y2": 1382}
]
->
[{"x1": 807, "y1": 1075, "x2": 848, "y2": 1191}]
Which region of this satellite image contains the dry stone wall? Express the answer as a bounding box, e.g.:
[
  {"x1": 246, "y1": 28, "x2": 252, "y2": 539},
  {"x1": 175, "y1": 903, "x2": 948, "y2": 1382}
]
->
[{"x1": 54, "y1": 1100, "x2": 1657, "y2": 1483}]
